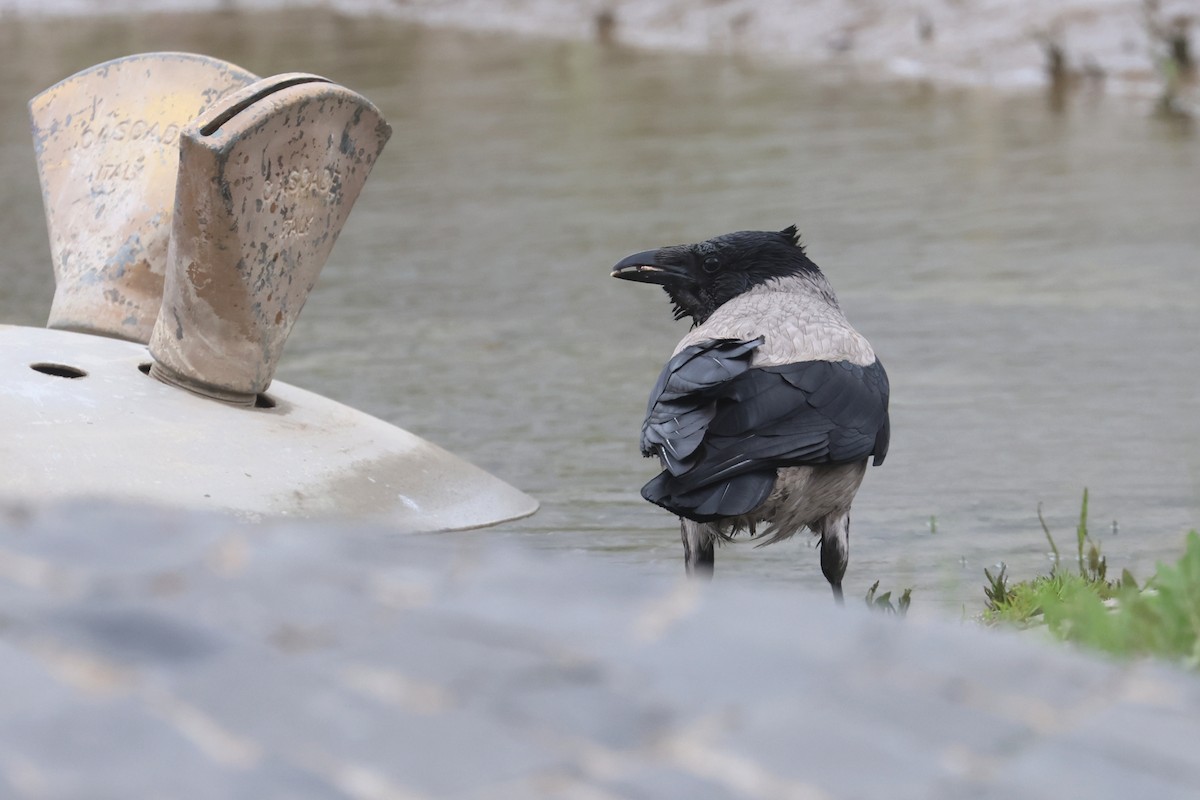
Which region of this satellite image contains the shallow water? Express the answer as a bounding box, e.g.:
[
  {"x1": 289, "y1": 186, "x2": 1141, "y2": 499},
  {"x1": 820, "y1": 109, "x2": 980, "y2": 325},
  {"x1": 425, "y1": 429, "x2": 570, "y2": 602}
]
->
[{"x1": 1, "y1": 10, "x2": 1198, "y2": 611}]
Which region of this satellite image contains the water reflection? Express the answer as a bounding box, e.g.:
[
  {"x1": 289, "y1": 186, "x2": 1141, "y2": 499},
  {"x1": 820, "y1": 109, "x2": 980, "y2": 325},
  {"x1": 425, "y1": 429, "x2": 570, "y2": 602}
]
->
[{"x1": 1, "y1": 9, "x2": 1197, "y2": 611}]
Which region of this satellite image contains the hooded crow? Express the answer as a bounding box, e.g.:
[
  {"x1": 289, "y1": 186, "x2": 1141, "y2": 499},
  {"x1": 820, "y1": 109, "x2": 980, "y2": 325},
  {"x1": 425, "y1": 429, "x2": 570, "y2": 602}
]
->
[{"x1": 612, "y1": 226, "x2": 889, "y2": 601}]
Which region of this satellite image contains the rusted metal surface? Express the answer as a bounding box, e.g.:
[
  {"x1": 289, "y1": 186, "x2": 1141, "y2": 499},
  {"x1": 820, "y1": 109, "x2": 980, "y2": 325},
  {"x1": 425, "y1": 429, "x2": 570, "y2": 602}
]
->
[
  {"x1": 29, "y1": 52, "x2": 258, "y2": 343},
  {"x1": 148, "y1": 74, "x2": 392, "y2": 404}
]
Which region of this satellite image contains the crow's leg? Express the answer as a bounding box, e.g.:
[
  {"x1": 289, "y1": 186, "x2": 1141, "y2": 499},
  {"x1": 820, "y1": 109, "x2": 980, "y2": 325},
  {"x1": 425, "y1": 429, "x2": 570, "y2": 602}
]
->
[
  {"x1": 818, "y1": 512, "x2": 850, "y2": 604},
  {"x1": 680, "y1": 518, "x2": 715, "y2": 578}
]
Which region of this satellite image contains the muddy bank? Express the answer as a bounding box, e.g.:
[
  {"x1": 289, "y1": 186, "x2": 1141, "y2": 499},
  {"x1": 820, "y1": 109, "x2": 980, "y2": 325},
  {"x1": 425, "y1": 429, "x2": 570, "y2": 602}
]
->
[{"x1": 1, "y1": 0, "x2": 1197, "y2": 105}]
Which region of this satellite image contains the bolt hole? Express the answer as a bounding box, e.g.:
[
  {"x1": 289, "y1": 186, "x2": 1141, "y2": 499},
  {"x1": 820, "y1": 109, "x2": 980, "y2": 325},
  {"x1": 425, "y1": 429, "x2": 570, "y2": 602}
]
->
[
  {"x1": 31, "y1": 362, "x2": 87, "y2": 379},
  {"x1": 138, "y1": 362, "x2": 152, "y2": 375}
]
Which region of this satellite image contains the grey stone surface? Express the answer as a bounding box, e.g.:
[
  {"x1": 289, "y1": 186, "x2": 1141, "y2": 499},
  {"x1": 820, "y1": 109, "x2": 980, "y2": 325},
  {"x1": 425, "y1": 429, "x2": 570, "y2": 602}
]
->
[{"x1": 2, "y1": 502, "x2": 1199, "y2": 799}]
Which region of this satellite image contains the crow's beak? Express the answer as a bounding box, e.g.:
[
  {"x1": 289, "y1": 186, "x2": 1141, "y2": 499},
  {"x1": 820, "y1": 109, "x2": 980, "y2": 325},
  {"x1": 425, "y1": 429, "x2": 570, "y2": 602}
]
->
[{"x1": 610, "y1": 249, "x2": 689, "y2": 285}]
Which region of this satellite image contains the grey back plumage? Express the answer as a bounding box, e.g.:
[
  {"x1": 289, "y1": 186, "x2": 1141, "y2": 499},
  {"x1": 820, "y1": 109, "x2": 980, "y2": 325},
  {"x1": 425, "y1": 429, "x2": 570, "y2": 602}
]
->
[{"x1": 636, "y1": 261, "x2": 890, "y2": 522}]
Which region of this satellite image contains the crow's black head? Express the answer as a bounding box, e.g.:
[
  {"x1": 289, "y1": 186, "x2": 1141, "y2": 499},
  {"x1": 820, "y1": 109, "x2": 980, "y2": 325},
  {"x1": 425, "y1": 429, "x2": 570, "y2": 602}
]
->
[{"x1": 611, "y1": 226, "x2": 819, "y2": 325}]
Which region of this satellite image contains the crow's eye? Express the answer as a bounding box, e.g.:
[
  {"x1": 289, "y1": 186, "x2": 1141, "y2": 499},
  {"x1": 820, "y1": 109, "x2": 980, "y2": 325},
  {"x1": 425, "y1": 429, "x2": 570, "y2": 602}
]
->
[{"x1": 702, "y1": 256, "x2": 720, "y2": 273}]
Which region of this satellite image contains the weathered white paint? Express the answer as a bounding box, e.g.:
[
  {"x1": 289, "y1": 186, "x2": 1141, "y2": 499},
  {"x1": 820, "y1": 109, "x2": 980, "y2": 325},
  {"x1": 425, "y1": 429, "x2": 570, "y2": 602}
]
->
[{"x1": 1, "y1": 324, "x2": 538, "y2": 531}]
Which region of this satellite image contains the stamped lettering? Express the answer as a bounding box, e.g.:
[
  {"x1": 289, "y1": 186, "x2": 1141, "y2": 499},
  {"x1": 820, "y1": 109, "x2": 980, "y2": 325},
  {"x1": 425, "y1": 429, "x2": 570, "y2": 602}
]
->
[
  {"x1": 263, "y1": 167, "x2": 338, "y2": 204},
  {"x1": 75, "y1": 116, "x2": 181, "y2": 149},
  {"x1": 91, "y1": 161, "x2": 146, "y2": 182},
  {"x1": 279, "y1": 215, "x2": 316, "y2": 238}
]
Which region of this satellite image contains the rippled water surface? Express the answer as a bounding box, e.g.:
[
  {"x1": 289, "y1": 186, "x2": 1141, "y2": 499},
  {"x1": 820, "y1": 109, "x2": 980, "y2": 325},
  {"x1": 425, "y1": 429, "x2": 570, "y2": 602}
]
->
[{"x1": 2, "y1": 10, "x2": 1198, "y2": 611}]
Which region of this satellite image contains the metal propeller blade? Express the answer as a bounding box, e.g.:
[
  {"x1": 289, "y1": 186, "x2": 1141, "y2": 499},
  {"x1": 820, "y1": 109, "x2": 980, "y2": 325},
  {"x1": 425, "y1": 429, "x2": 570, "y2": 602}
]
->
[
  {"x1": 148, "y1": 73, "x2": 392, "y2": 405},
  {"x1": 29, "y1": 52, "x2": 258, "y2": 342}
]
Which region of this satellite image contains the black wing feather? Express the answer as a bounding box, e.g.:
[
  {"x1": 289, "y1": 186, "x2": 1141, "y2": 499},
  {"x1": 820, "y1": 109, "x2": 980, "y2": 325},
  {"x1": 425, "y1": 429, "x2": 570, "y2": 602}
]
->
[
  {"x1": 639, "y1": 338, "x2": 763, "y2": 474},
  {"x1": 640, "y1": 339, "x2": 890, "y2": 522}
]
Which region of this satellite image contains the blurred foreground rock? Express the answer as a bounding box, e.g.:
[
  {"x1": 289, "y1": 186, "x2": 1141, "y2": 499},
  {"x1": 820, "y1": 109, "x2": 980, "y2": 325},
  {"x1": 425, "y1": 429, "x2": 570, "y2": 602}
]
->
[{"x1": 1, "y1": 502, "x2": 1199, "y2": 799}]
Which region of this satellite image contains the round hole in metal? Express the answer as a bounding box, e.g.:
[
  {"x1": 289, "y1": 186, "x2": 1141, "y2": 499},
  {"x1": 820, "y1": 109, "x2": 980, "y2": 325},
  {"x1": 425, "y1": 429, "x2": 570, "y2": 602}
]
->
[{"x1": 31, "y1": 362, "x2": 87, "y2": 379}]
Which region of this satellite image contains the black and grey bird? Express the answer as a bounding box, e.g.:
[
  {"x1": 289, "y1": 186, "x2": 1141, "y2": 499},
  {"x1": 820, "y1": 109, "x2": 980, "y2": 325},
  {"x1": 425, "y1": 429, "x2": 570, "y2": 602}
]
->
[{"x1": 611, "y1": 226, "x2": 890, "y2": 601}]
